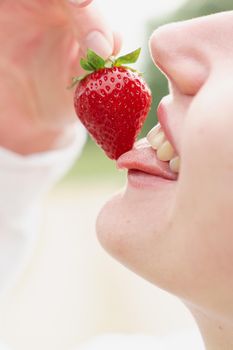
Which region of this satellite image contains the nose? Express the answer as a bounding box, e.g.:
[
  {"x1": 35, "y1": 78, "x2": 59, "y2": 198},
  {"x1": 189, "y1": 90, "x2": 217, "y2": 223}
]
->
[{"x1": 149, "y1": 22, "x2": 209, "y2": 96}]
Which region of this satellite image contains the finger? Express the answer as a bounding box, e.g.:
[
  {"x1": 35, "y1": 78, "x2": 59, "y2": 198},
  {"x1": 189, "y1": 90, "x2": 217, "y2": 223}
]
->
[
  {"x1": 67, "y1": 30, "x2": 123, "y2": 82},
  {"x1": 112, "y1": 31, "x2": 123, "y2": 56},
  {"x1": 70, "y1": 3, "x2": 115, "y2": 59}
]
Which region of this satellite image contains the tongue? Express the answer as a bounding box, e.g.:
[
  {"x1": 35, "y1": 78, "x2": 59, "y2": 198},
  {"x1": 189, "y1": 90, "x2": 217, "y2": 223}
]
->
[{"x1": 116, "y1": 138, "x2": 177, "y2": 181}]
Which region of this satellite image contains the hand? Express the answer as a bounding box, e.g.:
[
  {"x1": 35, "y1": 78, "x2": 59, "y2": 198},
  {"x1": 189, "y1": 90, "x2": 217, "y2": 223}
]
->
[{"x1": 0, "y1": 0, "x2": 121, "y2": 154}]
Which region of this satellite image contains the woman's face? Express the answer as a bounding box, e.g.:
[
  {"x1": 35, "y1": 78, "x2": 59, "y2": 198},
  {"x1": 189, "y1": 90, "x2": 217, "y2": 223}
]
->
[{"x1": 97, "y1": 11, "x2": 233, "y2": 320}]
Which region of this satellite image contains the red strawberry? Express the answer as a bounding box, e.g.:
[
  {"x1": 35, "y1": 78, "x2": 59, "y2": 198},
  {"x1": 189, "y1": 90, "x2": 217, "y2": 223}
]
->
[{"x1": 72, "y1": 48, "x2": 152, "y2": 160}]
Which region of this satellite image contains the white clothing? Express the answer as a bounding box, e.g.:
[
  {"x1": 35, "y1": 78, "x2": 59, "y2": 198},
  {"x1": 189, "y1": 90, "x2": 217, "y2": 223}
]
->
[
  {"x1": 78, "y1": 330, "x2": 205, "y2": 350},
  {"x1": 0, "y1": 123, "x2": 86, "y2": 296}
]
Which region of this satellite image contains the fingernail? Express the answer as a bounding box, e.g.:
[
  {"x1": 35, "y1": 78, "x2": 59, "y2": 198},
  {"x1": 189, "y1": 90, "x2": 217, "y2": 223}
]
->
[
  {"x1": 81, "y1": 31, "x2": 112, "y2": 58},
  {"x1": 69, "y1": 0, "x2": 86, "y2": 4},
  {"x1": 68, "y1": 0, "x2": 92, "y2": 7}
]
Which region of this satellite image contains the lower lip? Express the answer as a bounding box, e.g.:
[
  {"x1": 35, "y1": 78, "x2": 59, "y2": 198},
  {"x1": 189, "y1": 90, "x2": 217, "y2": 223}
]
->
[{"x1": 127, "y1": 170, "x2": 175, "y2": 189}]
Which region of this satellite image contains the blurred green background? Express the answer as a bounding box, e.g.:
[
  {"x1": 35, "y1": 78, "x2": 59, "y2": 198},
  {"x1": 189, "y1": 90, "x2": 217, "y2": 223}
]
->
[{"x1": 63, "y1": 0, "x2": 233, "y2": 186}]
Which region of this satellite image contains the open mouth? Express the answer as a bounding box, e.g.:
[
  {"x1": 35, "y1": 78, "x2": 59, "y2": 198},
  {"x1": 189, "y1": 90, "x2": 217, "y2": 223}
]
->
[
  {"x1": 146, "y1": 122, "x2": 180, "y2": 175},
  {"x1": 117, "y1": 94, "x2": 181, "y2": 183},
  {"x1": 116, "y1": 135, "x2": 178, "y2": 182}
]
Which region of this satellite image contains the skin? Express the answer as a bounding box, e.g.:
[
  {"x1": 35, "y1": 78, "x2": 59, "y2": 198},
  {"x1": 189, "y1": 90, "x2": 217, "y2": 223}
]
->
[
  {"x1": 97, "y1": 11, "x2": 233, "y2": 350},
  {"x1": 0, "y1": 0, "x2": 121, "y2": 154}
]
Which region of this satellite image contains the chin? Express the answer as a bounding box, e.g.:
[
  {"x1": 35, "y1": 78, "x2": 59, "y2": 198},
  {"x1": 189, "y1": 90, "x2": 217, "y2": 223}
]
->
[{"x1": 96, "y1": 181, "x2": 180, "y2": 291}]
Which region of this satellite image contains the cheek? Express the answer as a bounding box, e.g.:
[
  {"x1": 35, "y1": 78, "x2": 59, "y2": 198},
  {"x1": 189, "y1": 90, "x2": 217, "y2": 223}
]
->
[
  {"x1": 178, "y1": 80, "x2": 233, "y2": 229},
  {"x1": 173, "y1": 80, "x2": 233, "y2": 294}
]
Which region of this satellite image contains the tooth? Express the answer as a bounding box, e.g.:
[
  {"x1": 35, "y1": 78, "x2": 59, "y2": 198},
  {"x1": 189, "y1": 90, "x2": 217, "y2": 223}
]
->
[
  {"x1": 146, "y1": 125, "x2": 161, "y2": 148},
  {"x1": 157, "y1": 140, "x2": 175, "y2": 161},
  {"x1": 169, "y1": 156, "x2": 180, "y2": 173},
  {"x1": 147, "y1": 130, "x2": 165, "y2": 150},
  {"x1": 146, "y1": 124, "x2": 161, "y2": 140},
  {"x1": 146, "y1": 124, "x2": 162, "y2": 149}
]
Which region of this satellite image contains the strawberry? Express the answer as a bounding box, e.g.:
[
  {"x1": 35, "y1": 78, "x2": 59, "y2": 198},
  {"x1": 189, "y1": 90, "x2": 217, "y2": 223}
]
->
[{"x1": 72, "y1": 48, "x2": 152, "y2": 160}]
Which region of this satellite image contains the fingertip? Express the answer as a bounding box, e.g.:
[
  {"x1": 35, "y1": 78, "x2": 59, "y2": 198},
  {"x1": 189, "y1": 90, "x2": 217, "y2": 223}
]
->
[
  {"x1": 112, "y1": 31, "x2": 123, "y2": 56},
  {"x1": 80, "y1": 31, "x2": 113, "y2": 59}
]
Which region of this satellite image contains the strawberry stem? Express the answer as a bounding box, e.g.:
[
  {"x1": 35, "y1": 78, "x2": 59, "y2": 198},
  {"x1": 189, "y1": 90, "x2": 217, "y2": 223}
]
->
[{"x1": 70, "y1": 47, "x2": 142, "y2": 88}]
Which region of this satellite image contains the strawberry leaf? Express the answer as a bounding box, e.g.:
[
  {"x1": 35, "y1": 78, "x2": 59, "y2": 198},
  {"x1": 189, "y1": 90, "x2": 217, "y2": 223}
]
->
[
  {"x1": 87, "y1": 49, "x2": 105, "y2": 70},
  {"x1": 115, "y1": 48, "x2": 141, "y2": 66},
  {"x1": 80, "y1": 58, "x2": 95, "y2": 71}
]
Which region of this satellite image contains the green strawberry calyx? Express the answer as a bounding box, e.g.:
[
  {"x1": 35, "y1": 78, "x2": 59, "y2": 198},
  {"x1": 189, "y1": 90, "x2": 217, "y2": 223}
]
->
[{"x1": 69, "y1": 48, "x2": 141, "y2": 88}]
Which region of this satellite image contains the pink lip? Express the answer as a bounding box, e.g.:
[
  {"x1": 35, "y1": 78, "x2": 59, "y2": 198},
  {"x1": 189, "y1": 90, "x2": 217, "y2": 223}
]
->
[
  {"x1": 117, "y1": 138, "x2": 177, "y2": 181},
  {"x1": 157, "y1": 98, "x2": 178, "y2": 155}
]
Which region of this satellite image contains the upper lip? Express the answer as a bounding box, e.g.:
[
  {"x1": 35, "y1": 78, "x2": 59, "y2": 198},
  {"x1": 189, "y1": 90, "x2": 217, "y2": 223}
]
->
[{"x1": 157, "y1": 96, "x2": 179, "y2": 156}]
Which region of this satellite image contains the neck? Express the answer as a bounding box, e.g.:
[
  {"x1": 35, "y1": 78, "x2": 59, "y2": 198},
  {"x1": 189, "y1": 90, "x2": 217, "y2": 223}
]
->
[{"x1": 187, "y1": 304, "x2": 233, "y2": 350}]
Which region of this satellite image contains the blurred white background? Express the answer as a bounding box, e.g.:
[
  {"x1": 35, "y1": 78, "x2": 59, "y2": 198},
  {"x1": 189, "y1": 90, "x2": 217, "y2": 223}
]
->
[
  {"x1": 96, "y1": 0, "x2": 187, "y2": 69},
  {"x1": 0, "y1": 1, "x2": 198, "y2": 350},
  {"x1": 96, "y1": 0, "x2": 186, "y2": 48}
]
